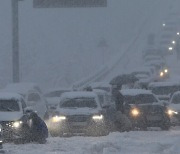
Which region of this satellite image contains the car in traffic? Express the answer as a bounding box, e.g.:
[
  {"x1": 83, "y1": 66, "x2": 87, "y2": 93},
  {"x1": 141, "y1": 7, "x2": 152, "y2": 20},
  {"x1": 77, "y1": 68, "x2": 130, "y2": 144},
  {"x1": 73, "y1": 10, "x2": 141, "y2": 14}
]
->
[
  {"x1": 44, "y1": 88, "x2": 71, "y2": 109},
  {"x1": 0, "y1": 92, "x2": 30, "y2": 142},
  {"x1": 48, "y1": 91, "x2": 110, "y2": 137},
  {"x1": 0, "y1": 124, "x2": 2, "y2": 149},
  {"x1": 148, "y1": 82, "x2": 180, "y2": 101},
  {"x1": 3, "y1": 82, "x2": 47, "y2": 119},
  {"x1": 120, "y1": 89, "x2": 171, "y2": 130},
  {"x1": 168, "y1": 91, "x2": 180, "y2": 125}
]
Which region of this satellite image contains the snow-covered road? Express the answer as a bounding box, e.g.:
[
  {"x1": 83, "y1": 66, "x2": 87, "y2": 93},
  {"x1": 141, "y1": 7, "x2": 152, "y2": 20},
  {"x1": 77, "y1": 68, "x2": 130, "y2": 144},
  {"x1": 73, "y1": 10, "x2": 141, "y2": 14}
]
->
[{"x1": 3, "y1": 127, "x2": 180, "y2": 154}]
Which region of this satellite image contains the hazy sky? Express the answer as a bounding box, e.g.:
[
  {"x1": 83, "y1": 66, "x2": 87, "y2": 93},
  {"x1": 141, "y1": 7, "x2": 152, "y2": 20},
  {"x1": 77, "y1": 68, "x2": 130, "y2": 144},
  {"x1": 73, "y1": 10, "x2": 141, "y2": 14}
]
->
[{"x1": 0, "y1": 0, "x2": 175, "y2": 90}]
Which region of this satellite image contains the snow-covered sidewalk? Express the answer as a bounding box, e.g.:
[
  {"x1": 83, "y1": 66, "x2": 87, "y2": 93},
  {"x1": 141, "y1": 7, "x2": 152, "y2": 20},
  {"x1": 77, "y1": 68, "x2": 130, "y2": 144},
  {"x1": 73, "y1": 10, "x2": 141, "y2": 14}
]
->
[{"x1": 3, "y1": 127, "x2": 180, "y2": 154}]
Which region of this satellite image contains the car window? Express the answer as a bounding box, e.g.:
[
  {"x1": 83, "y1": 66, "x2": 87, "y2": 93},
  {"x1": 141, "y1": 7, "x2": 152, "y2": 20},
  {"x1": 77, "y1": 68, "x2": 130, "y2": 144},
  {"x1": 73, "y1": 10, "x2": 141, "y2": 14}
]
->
[
  {"x1": 171, "y1": 94, "x2": 180, "y2": 104},
  {"x1": 28, "y1": 93, "x2": 41, "y2": 102},
  {"x1": 124, "y1": 94, "x2": 158, "y2": 104},
  {"x1": 60, "y1": 98, "x2": 97, "y2": 108},
  {"x1": 0, "y1": 100, "x2": 20, "y2": 112}
]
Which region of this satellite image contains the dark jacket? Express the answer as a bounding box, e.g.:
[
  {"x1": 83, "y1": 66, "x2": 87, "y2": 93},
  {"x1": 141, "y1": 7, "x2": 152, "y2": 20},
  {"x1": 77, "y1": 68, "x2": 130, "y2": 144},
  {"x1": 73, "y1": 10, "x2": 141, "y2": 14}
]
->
[
  {"x1": 112, "y1": 89, "x2": 124, "y2": 112},
  {"x1": 30, "y1": 113, "x2": 48, "y2": 141}
]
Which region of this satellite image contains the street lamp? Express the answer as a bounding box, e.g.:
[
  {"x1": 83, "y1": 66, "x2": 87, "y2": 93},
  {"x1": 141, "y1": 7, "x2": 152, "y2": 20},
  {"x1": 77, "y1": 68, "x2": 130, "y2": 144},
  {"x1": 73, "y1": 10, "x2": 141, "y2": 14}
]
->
[
  {"x1": 172, "y1": 40, "x2": 176, "y2": 44},
  {"x1": 177, "y1": 32, "x2": 180, "y2": 36},
  {"x1": 162, "y1": 23, "x2": 166, "y2": 27}
]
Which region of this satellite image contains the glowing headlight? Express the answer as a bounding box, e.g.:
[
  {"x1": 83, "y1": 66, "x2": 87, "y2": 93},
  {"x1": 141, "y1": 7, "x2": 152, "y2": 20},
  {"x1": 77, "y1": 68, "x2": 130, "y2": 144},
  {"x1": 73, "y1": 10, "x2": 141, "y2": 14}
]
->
[
  {"x1": 131, "y1": 108, "x2": 140, "y2": 117},
  {"x1": 160, "y1": 72, "x2": 164, "y2": 77},
  {"x1": 12, "y1": 121, "x2": 23, "y2": 128},
  {"x1": 164, "y1": 69, "x2": 168, "y2": 73},
  {"x1": 52, "y1": 116, "x2": 66, "y2": 123},
  {"x1": 167, "y1": 109, "x2": 178, "y2": 116},
  {"x1": 92, "y1": 115, "x2": 104, "y2": 120}
]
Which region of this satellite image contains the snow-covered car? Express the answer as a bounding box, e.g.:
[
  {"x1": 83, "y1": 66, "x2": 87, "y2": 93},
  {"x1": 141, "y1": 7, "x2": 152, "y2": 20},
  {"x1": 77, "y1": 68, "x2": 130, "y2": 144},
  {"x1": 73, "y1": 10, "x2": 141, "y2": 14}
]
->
[
  {"x1": 168, "y1": 91, "x2": 180, "y2": 125},
  {"x1": 148, "y1": 82, "x2": 180, "y2": 101},
  {"x1": 3, "y1": 83, "x2": 47, "y2": 119},
  {"x1": 44, "y1": 88, "x2": 71, "y2": 109},
  {"x1": 0, "y1": 124, "x2": 2, "y2": 149},
  {"x1": 93, "y1": 89, "x2": 116, "y2": 131},
  {"x1": 120, "y1": 89, "x2": 171, "y2": 130},
  {"x1": 88, "y1": 82, "x2": 112, "y2": 94},
  {"x1": 0, "y1": 93, "x2": 31, "y2": 141},
  {"x1": 49, "y1": 91, "x2": 109, "y2": 137}
]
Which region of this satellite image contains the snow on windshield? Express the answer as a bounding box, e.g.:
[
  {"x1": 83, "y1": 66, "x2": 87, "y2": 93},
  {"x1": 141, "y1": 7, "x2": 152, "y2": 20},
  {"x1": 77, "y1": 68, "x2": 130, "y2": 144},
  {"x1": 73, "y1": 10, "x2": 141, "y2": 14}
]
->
[
  {"x1": 60, "y1": 98, "x2": 97, "y2": 108},
  {"x1": 0, "y1": 100, "x2": 20, "y2": 112},
  {"x1": 124, "y1": 94, "x2": 158, "y2": 104}
]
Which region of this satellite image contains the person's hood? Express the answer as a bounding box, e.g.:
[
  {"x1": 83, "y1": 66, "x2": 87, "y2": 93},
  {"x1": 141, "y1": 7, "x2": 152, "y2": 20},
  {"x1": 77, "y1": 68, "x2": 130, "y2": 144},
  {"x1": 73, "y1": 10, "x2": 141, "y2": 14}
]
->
[
  {"x1": 58, "y1": 108, "x2": 101, "y2": 116},
  {"x1": 0, "y1": 112, "x2": 23, "y2": 121}
]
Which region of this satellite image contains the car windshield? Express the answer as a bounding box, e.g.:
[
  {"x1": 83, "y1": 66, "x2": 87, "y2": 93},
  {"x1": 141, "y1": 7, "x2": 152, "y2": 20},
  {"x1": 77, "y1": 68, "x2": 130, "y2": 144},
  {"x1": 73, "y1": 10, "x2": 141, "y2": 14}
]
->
[
  {"x1": 60, "y1": 97, "x2": 97, "y2": 108},
  {"x1": 150, "y1": 86, "x2": 180, "y2": 95},
  {"x1": 171, "y1": 94, "x2": 180, "y2": 104},
  {"x1": 0, "y1": 100, "x2": 20, "y2": 112},
  {"x1": 124, "y1": 94, "x2": 158, "y2": 104}
]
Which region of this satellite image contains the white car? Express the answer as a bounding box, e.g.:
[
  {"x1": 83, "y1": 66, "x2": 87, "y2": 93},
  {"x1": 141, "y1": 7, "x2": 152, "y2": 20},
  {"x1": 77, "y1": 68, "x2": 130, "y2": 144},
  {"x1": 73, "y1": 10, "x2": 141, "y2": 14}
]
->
[
  {"x1": 3, "y1": 82, "x2": 47, "y2": 119},
  {"x1": 49, "y1": 91, "x2": 109, "y2": 137},
  {"x1": 44, "y1": 88, "x2": 71, "y2": 109},
  {"x1": 0, "y1": 92, "x2": 29, "y2": 141},
  {"x1": 168, "y1": 91, "x2": 180, "y2": 125},
  {"x1": 148, "y1": 82, "x2": 180, "y2": 101}
]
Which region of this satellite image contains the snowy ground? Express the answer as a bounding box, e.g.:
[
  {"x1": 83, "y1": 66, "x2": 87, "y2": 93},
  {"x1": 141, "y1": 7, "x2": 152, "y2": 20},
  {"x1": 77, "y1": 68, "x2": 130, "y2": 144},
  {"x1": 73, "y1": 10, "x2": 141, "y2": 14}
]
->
[{"x1": 3, "y1": 127, "x2": 180, "y2": 154}]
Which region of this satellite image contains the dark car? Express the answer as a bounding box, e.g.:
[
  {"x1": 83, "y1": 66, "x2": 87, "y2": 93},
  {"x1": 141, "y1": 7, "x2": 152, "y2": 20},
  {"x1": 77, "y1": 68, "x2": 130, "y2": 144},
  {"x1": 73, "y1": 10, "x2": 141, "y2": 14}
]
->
[{"x1": 120, "y1": 89, "x2": 171, "y2": 130}]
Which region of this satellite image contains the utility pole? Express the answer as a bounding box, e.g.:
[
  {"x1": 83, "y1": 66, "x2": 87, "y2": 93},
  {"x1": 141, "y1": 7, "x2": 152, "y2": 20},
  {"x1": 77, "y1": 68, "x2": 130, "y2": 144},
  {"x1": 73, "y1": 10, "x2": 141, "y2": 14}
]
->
[{"x1": 12, "y1": 0, "x2": 20, "y2": 83}]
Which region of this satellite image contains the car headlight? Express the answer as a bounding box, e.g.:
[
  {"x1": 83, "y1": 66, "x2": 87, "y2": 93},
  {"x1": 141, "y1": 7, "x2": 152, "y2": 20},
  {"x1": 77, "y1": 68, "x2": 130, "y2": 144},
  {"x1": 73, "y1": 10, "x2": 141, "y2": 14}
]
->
[
  {"x1": 12, "y1": 121, "x2": 23, "y2": 128},
  {"x1": 164, "y1": 69, "x2": 168, "y2": 74},
  {"x1": 167, "y1": 109, "x2": 178, "y2": 116},
  {"x1": 160, "y1": 71, "x2": 164, "y2": 77},
  {"x1": 131, "y1": 108, "x2": 140, "y2": 117},
  {"x1": 92, "y1": 115, "x2": 104, "y2": 121},
  {"x1": 52, "y1": 115, "x2": 66, "y2": 123}
]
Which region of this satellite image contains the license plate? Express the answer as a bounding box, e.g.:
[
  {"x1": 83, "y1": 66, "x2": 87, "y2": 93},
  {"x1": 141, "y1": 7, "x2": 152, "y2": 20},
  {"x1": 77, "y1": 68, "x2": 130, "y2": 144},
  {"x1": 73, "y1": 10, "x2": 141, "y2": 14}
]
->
[
  {"x1": 70, "y1": 122, "x2": 87, "y2": 126},
  {"x1": 146, "y1": 115, "x2": 162, "y2": 121}
]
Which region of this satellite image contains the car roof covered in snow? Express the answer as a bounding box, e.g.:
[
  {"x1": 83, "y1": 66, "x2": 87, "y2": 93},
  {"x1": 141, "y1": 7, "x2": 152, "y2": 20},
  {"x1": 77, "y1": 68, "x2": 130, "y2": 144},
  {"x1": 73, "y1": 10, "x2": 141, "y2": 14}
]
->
[
  {"x1": 0, "y1": 92, "x2": 23, "y2": 101},
  {"x1": 93, "y1": 89, "x2": 108, "y2": 94},
  {"x1": 120, "y1": 89, "x2": 153, "y2": 96},
  {"x1": 60, "y1": 91, "x2": 98, "y2": 100},
  {"x1": 148, "y1": 82, "x2": 180, "y2": 88},
  {"x1": 3, "y1": 82, "x2": 41, "y2": 95}
]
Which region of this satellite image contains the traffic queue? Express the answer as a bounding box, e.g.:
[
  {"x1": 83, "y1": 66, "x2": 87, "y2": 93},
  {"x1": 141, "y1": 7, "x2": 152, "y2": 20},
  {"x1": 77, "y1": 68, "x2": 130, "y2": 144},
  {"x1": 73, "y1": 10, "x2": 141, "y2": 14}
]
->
[{"x1": 0, "y1": 50, "x2": 179, "y2": 147}]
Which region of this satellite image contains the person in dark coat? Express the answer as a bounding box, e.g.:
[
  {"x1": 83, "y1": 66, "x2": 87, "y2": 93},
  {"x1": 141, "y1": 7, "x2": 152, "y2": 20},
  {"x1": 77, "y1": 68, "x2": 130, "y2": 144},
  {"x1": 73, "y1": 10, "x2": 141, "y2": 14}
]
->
[
  {"x1": 112, "y1": 84, "x2": 124, "y2": 112},
  {"x1": 29, "y1": 112, "x2": 48, "y2": 144},
  {"x1": 112, "y1": 84, "x2": 132, "y2": 131}
]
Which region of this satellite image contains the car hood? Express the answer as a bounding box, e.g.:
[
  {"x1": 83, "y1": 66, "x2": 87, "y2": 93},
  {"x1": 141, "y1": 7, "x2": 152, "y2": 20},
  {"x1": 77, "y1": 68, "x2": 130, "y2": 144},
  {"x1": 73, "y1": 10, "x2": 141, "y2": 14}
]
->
[
  {"x1": 58, "y1": 108, "x2": 101, "y2": 116},
  {"x1": 0, "y1": 112, "x2": 22, "y2": 121}
]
